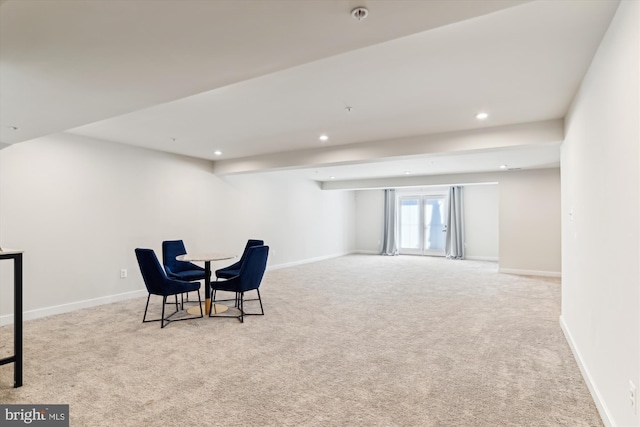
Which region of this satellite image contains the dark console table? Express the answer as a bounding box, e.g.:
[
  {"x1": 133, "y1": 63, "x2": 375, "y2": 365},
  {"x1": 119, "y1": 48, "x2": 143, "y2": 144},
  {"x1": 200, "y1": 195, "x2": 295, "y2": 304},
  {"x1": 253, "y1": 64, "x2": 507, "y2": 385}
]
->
[{"x1": 0, "y1": 250, "x2": 23, "y2": 388}]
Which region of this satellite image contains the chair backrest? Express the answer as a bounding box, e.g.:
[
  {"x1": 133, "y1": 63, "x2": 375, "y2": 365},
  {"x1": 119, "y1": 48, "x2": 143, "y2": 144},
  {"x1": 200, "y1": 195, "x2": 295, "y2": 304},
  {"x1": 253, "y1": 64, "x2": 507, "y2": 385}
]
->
[
  {"x1": 135, "y1": 248, "x2": 169, "y2": 295},
  {"x1": 162, "y1": 240, "x2": 189, "y2": 273},
  {"x1": 238, "y1": 239, "x2": 264, "y2": 265},
  {"x1": 237, "y1": 245, "x2": 269, "y2": 292}
]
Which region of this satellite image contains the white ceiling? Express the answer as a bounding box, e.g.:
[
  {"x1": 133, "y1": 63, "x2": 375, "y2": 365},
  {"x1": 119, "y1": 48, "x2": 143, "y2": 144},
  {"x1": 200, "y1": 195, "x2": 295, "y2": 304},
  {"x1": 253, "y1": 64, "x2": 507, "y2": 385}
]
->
[{"x1": 0, "y1": 0, "x2": 619, "y2": 183}]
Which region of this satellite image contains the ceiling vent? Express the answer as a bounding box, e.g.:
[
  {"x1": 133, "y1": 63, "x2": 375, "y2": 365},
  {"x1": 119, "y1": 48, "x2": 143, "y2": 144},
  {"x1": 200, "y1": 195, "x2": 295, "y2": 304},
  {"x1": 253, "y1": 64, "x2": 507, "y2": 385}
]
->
[{"x1": 351, "y1": 7, "x2": 369, "y2": 21}]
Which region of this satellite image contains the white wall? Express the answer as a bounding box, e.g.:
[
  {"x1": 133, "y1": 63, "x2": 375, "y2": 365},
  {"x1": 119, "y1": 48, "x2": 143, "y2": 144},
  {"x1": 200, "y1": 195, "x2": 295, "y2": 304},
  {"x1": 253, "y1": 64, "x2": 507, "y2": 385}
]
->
[
  {"x1": 354, "y1": 190, "x2": 384, "y2": 254},
  {"x1": 498, "y1": 168, "x2": 561, "y2": 275},
  {"x1": 351, "y1": 169, "x2": 560, "y2": 275},
  {"x1": 464, "y1": 184, "x2": 499, "y2": 261},
  {"x1": 0, "y1": 133, "x2": 355, "y2": 322},
  {"x1": 560, "y1": 2, "x2": 639, "y2": 426},
  {"x1": 215, "y1": 171, "x2": 355, "y2": 267}
]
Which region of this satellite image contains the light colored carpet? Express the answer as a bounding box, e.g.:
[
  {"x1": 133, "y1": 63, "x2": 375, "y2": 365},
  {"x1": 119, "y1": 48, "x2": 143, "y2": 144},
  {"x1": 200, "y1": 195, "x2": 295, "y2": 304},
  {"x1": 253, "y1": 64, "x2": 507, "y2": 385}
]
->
[{"x1": 0, "y1": 255, "x2": 602, "y2": 426}]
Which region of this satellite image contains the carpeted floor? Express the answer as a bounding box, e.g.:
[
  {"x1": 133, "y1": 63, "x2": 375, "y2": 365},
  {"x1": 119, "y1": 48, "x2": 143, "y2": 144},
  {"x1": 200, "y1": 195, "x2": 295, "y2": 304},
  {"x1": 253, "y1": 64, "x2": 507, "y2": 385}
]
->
[{"x1": 0, "y1": 255, "x2": 602, "y2": 426}]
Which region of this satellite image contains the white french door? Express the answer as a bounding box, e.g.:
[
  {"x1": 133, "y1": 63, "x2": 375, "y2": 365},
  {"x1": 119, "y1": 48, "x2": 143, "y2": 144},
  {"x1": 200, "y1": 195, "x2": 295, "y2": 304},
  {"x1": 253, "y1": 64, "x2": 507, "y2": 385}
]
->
[{"x1": 398, "y1": 194, "x2": 447, "y2": 256}]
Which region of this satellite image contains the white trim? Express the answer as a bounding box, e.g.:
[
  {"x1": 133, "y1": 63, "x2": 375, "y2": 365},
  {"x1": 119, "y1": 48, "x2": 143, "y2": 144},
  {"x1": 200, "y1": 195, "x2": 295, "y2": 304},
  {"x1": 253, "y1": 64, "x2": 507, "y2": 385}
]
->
[
  {"x1": 355, "y1": 252, "x2": 496, "y2": 260},
  {"x1": 498, "y1": 267, "x2": 561, "y2": 278},
  {"x1": 560, "y1": 315, "x2": 612, "y2": 427},
  {"x1": 267, "y1": 251, "x2": 354, "y2": 271},
  {"x1": 0, "y1": 289, "x2": 147, "y2": 326},
  {"x1": 466, "y1": 256, "x2": 499, "y2": 262}
]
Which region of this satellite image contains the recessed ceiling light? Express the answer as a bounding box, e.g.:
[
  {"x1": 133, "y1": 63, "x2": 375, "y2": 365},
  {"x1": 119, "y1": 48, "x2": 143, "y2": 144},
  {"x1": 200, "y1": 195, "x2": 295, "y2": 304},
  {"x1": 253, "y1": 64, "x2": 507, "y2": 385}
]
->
[
  {"x1": 345, "y1": 106, "x2": 353, "y2": 113},
  {"x1": 476, "y1": 112, "x2": 489, "y2": 120},
  {"x1": 404, "y1": 171, "x2": 411, "y2": 175},
  {"x1": 8, "y1": 126, "x2": 19, "y2": 131},
  {"x1": 214, "y1": 150, "x2": 222, "y2": 156},
  {"x1": 170, "y1": 137, "x2": 177, "y2": 142},
  {"x1": 330, "y1": 176, "x2": 336, "y2": 180},
  {"x1": 351, "y1": 7, "x2": 368, "y2": 21},
  {"x1": 319, "y1": 134, "x2": 329, "y2": 142},
  {"x1": 500, "y1": 164, "x2": 508, "y2": 169}
]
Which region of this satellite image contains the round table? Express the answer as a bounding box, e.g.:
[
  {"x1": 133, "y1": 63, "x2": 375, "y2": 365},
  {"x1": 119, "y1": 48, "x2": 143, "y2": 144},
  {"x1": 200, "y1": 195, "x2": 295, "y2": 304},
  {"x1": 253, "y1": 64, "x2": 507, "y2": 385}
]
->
[{"x1": 176, "y1": 252, "x2": 235, "y2": 315}]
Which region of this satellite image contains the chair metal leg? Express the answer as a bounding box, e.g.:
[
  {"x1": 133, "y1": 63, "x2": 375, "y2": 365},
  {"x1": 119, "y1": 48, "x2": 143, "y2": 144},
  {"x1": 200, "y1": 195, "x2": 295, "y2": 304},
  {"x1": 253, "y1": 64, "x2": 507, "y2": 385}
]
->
[
  {"x1": 143, "y1": 294, "x2": 177, "y2": 326},
  {"x1": 165, "y1": 293, "x2": 184, "y2": 310},
  {"x1": 208, "y1": 290, "x2": 239, "y2": 320},
  {"x1": 240, "y1": 289, "x2": 264, "y2": 317},
  {"x1": 208, "y1": 289, "x2": 263, "y2": 323},
  {"x1": 256, "y1": 288, "x2": 264, "y2": 315},
  {"x1": 143, "y1": 292, "x2": 204, "y2": 328},
  {"x1": 161, "y1": 296, "x2": 167, "y2": 328},
  {"x1": 142, "y1": 294, "x2": 152, "y2": 323},
  {"x1": 210, "y1": 286, "x2": 238, "y2": 305},
  {"x1": 196, "y1": 290, "x2": 203, "y2": 318}
]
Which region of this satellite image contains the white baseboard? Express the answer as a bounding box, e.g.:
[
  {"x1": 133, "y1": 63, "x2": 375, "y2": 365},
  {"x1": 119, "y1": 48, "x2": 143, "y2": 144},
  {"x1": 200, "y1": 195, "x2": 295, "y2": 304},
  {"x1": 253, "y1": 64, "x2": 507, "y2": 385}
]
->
[
  {"x1": 0, "y1": 289, "x2": 147, "y2": 326},
  {"x1": 267, "y1": 251, "x2": 354, "y2": 271},
  {"x1": 349, "y1": 252, "x2": 499, "y2": 260},
  {"x1": 498, "y1": 267, "x2": 561, "y2": 278},
  {"x1": 560, "y1": 315, "x2": 612, "y2": 427}
]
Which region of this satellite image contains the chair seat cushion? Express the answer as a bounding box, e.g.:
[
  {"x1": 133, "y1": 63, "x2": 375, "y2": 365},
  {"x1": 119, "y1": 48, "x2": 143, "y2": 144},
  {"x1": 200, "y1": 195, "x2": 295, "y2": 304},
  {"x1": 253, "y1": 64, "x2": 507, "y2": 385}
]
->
[
  {"x1": 161, "y1": 279, "x2": 201, "y2": 296},
  {"x1": 172, "y1": 262, "x2": 204, "y2": 274},
  {"x1": 168, "y1": 270, "x2": 206, "y2": 281},
  {"x1": 215, "y1": 268, "x2": 239, "y2": 279},
  {"x1": 211, "y1": 279, "x2": 240, "y2": 293}
]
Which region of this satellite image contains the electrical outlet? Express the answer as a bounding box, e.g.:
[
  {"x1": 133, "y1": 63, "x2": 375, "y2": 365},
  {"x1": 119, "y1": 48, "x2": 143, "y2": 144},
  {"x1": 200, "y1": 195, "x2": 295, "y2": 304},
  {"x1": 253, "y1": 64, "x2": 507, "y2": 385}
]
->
[
  {"x1": 120, "y1": 269, "x2": 127, "y2": 279},
  {"x1": 630, "y1": 381, "x2": 637, "y2": 414}
]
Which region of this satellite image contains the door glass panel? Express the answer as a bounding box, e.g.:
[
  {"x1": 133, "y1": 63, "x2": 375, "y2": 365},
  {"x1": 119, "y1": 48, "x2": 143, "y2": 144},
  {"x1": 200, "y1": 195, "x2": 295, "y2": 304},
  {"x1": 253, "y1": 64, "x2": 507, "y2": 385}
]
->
[
  {"x1": 400, "y1": 198, "x2": 420, "y2": 249},
  {"x1": 425, "y1": 198, "x2": 445, "y2": 252}
]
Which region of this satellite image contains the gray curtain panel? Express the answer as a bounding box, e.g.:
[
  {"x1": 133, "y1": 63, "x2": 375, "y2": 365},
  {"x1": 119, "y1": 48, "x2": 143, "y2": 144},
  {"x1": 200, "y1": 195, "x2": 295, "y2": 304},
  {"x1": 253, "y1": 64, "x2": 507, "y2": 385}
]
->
[
  {"x1": 445, "y1": 186, "x2": 465, "y2": 259},
  {"x1": 381, "y1": 189, "x2": 399, "y2": 256}
]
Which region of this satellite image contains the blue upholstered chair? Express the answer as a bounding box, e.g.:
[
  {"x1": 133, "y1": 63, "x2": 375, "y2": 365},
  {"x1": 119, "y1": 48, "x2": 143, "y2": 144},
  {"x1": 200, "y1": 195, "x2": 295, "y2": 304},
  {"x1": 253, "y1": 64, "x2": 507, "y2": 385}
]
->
[
  {"x1": 162, "y1": 240, "x2": 206, "y2": 282},
  {"x1": 210, "y1": 245, "x2": 269, "y2": 323},
  {"x1": 162, "y1": 240, "x2": 205, "y2": 308},
  {"x1": 213, "y1": 239, "x2": 264, "y2": 305},
  {"x1": 135, "y1": 248, "x2": 203, "y2": 328},
  {"x1": 215, "y1": 239, "x2": 264, "y2": 279}
]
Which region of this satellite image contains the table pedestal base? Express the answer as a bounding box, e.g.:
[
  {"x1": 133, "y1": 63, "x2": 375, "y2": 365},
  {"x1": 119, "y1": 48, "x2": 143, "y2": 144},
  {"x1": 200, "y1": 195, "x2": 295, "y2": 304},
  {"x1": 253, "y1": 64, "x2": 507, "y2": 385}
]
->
[{"x1": 186, "y1": 303, "x2": 229, "y2": 316}]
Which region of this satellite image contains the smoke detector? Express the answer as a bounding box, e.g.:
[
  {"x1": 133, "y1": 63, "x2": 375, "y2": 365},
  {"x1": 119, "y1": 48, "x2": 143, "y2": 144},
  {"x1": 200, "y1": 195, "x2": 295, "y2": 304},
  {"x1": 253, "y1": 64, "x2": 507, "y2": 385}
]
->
[{"x1": 351, "y1": 7, "x2": 368, "y2": 21}]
